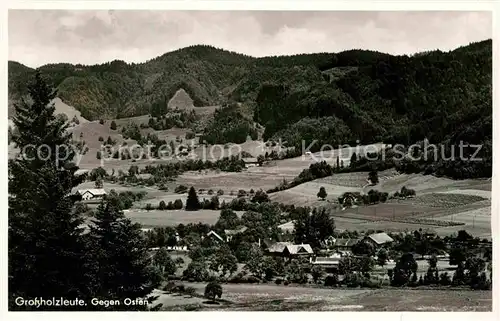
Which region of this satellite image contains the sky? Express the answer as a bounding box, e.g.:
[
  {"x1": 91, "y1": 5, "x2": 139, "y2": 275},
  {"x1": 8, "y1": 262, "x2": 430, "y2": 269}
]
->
[{"x1": 8, "y1": 10, "x2": 492, "y2": 68}]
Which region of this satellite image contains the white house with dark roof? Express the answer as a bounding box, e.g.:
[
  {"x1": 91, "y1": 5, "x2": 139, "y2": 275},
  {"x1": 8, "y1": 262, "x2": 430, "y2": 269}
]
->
[{"x1": 75, "y1": 188, "x2": 107, "y2": 201}]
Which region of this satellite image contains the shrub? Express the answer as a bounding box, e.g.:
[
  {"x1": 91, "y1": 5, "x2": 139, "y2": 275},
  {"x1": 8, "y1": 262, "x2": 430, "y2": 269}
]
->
[
  {"x1": 158, "y1": 200, "x2": 167, "y2": 210},
  {"x1": 204, "y1": 282, "x2": 223, "y2": 301},
  {"x1": 98, "y1": 136, "x2": 104, "y2": 142},
  {"x1": 184, "y1": 287, "x2": 197, "y2": 297},
  {"x1": 186, "y1": 132, "x2": 196, "y2": 139},
  {"x1": 110, "y1": 120, "x2": 117, "y2": 130},
  {"x1": 275, "y1": 278, "x2": 283, "y2": 285},
  {"x1": 324, "y1": 274, "x2": 339, "y2": 287},
  {"x1": 175, "y1": 185, "x2": 188, "y2": 194},
  {"x1": 173, "y1": 199, "x2": 183, "y2": 209},
  {"x1": 217, "y1": 189, "x2": 224, "y2": 196},
  {"x1": 99, "y1": 119, "x2": 105, "y2": 125}
]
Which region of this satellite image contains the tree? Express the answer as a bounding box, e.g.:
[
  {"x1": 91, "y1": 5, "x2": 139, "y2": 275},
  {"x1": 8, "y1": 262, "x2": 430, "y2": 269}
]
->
[
  {"x1": 204, "y1": 282, "x2": 222, "y2": 302},
  {"x1": 153, "y1": 247, "x2": 177, "y2": 275},
  {"x1": 368, "y1": 170, "x2": 379, "y2": 185},
  {"x1": 173, "y1": 199, "x2": 183, "y2": 209},
  {"x1": 377, "y1": 248, "x2": 388, "y2": 268},
  {"x1": 184, "y1": 260, "x2": 209, "y2": 282},
  {"x1": 158, "y1": 200, "x2": 167, "y2": 210},
  {"x1": 244, "y1": 245, "x2": 265, "y2": 277},
  {"x1": 99, "y1": 119, "x2": 105, "y2": 125},
  {"x1": 350, "y1": 152, "x2": 357, "y2": 167},
  {"x1": 145, "y1": 203, "x2": 153, "y2": 211},
  {"x1": 210, "y1": 247, "x2": 238, "y2": 277},
  {"x1": 110, "y1": 120, "x2": 117, "y2": 130},
  {"x1": 294, "y1": 208, "x2": 335, "y2": 249},
  {"x1": 128, "y1": 165, "x2": 139, "y2": 176},
  {"x1": 95, "y1": 177, "x2": 103, "y2": 188},
  {"x1": 210, "y1": 196, "x2": 220, "y2": 210},
  {"x1": 317, "y1": 186, "x2": 327, "y2": 200},
  {"x1": 96, "y1": 151, "x2": 102, "y2": 160},
  {"x1": 185, "y1": 186, "x2": 201, "y2": 211},
  {"x1": 252, "y1": 189, "x2": 270, "y2": 203},
  {"x1": 257, "y1": 154, "x2": 265, "y2": 166},
  {"x1": 88, "y1": 192, "x2": 155, "y2": 310},
  {"x1": 311, "y1": 265, "x2": 325, "y2": 284},
  {"x1": 8, "y1": 71, "x2": 90, "y2": 309},
  {"x1": 392, "y1": 253, "x2": 418, "y2": 286},
  {"x1": 215, "y1": 208, "x2": 240, "y2": 231}
]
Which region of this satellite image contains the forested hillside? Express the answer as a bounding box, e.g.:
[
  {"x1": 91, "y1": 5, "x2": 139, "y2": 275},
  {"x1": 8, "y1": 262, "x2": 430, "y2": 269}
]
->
[{"x1": 9, "y1": 40, "x2": 492, "y2": 177}]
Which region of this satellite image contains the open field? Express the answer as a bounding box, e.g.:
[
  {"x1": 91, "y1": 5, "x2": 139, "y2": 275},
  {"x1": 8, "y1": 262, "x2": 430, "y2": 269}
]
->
[{"x1": 154, "y1": 283, "x2": 491, "y2": 311}]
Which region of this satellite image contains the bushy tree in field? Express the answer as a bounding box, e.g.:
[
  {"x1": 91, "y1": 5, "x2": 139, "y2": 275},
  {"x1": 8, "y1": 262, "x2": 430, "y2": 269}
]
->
[
  {"x1": 368, "y1": 170, "x2": 379, "y2": 185},
  {"x1": 317, "y1": 186, "x2": 327, "y2": 200},
  {"x1": 158, "y1": 200, "x2": 167, "y2": 210}
]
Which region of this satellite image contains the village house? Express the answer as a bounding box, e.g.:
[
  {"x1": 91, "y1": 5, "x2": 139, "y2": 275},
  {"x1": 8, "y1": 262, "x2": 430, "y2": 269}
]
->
[
  {"x1": 75, "y1": 188, "x2": 107, "y2": 201},
  {"x1": 264, "y1": 240, "x2": 314, "y2": 260}
]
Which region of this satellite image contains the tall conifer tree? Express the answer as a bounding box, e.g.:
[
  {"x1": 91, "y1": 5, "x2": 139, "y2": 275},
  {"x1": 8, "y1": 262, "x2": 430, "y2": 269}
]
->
[{"x1": 8, "y1": 71, "x2": 89, "y2": 309}]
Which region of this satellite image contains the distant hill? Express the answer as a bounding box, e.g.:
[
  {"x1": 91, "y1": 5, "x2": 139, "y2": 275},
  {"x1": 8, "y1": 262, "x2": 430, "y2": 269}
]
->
[{"x1": 8, "y1": 41, "x2": 492, "y2": 179}]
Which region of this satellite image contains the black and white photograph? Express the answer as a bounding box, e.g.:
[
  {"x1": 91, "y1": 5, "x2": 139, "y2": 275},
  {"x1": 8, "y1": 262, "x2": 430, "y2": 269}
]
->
[{"x1": 5, "y1": 4, "x2": 495, "y2": 313}]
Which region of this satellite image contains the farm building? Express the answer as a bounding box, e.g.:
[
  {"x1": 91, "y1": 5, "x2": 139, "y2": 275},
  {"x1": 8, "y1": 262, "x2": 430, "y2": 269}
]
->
[
  {"x1": 242, "y1": 157, "x2": 260, "y2": 167},
  {"x1": 331, "y1": 238, "x2": 360, "y2": 252},
  {"x1": 311, "y1": 253, "x2": 342, "y2": 272},
  {"x1": 365, "y1": 232, "x2": 394, "y2": 247},
  {"x1": 283, "y1": 244, "x2": 314, "y2": 258},
  {"x1": 75, "y1": 188, "x2": 107, "y2": 200}
]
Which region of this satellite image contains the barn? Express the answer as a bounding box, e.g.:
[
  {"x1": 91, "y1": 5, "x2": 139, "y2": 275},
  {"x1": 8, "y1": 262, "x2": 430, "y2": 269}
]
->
[{"x1": 76, "y1": 189, "x2": 107, "y2": 201}]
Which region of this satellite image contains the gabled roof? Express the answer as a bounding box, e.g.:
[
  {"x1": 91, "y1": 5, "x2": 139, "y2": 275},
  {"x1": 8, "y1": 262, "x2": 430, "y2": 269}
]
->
[
  {"x1": 285, "y1": 244, "x2": 314, "y2": 255},
  {"x1": 224, "y1": 226, "x2": 248, "y2": 235},
  {"x1": 277, "y1": 221, "x2": 295, "y2": 231},
  {"x1": 367, "y1": 232, "x2": 394, "y2": 245},
  {"x1": 206, "y1": 230, "x2": 224, "y2": 242},
  {"x1": 77, "y1": 189, "x2": 107, "y2": 196},
  {"x1": 334, "y1": 238, "x2": 360, "y2": 247}
]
